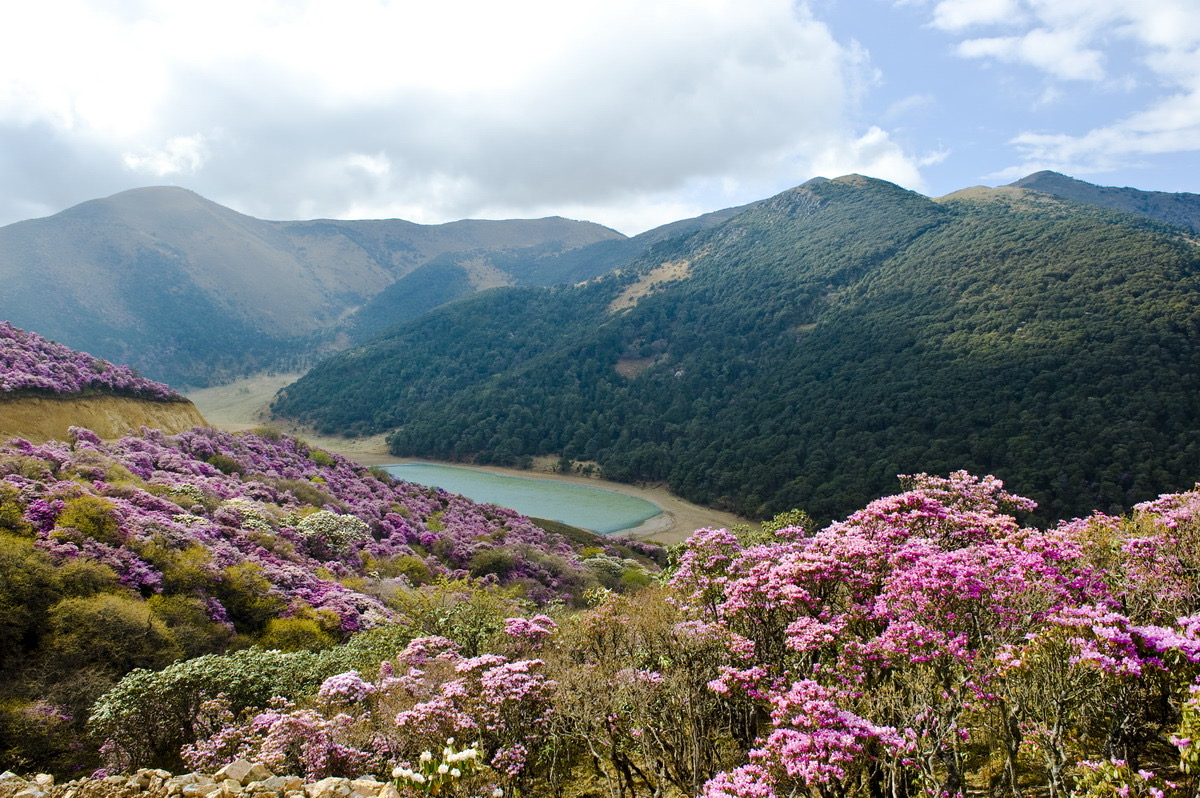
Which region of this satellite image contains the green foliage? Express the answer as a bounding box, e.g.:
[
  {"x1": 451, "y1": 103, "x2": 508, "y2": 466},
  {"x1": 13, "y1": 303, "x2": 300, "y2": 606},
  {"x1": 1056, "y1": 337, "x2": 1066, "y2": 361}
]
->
[
  {"x1": 43, "y1": 594, "x2": 183, "y2": 676},
  {"x1": 0, "y1": 532, "x2": 61, "y2": 670},
  {"x1": 257, "y1": 617, "x2": 337, "y2": 652},
  {"x1": 273, "y1": 176, "x2": 1200, "y2": 524},
  {"x1": 213, "y1": 562, "x2": 288, "y2": 635},
  {"x1": 88, "y1": 648, "x2": 327, "y2": 771},
  {"x1": 146, "y1": 595, "x2": 234, "y2": 658},
  {"x1": 53, "y1": 495, "x2": 122, "y2": 545},
  {"x1": 390, "y1": 578, "x2": 531, "y2": 657},
  {"x1": 308, "y1": 448, "x2": 337, "y2": 467},
  {"x1": 205, "y1": 453, "x2": 242, "y2": 475},
  {"x1": 0, "y1": 482, "x2": 32, "y2": 536}
]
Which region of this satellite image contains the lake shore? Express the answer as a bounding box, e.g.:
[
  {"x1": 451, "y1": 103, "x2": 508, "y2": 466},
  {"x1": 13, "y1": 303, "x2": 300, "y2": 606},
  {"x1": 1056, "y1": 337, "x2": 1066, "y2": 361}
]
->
[{"x1": 186, "y1": 374, "x2": 751, "y2": 545}]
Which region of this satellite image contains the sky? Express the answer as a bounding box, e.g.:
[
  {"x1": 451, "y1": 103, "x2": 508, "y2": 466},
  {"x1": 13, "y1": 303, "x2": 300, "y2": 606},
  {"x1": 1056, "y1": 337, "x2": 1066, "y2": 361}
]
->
[{"x1": 1, "y1": 0, "x2": 1198, "y2": 235}]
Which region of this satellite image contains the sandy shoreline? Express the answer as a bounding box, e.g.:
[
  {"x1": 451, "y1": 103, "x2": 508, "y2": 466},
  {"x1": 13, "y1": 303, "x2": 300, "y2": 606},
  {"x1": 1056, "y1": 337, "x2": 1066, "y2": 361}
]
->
[{"x1": 186, "y1": 375, "x2": 750, "y2": 545}]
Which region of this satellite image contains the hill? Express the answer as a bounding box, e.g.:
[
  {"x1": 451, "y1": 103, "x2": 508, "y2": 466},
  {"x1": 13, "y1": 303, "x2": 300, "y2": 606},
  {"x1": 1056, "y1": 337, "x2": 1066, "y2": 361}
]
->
[
  {"x1": 1009, "y1": 170, "x2": 1200, "y2": 233},
  {"x1": 0, "y1": 188, "x2": 621, "y2": 385},
  {"x1": 271, "y1": 174, "x2": 1200, "y2": 523},
  {"x1": 0, "y1": 320, "x2": 207, "y2": 440}
]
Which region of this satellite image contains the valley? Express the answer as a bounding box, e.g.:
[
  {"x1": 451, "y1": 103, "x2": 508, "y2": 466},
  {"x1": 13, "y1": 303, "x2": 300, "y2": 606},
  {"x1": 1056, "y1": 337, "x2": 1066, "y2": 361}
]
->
[{"x1": 186, "y1": 373, "x2": 748, "y2": 543}]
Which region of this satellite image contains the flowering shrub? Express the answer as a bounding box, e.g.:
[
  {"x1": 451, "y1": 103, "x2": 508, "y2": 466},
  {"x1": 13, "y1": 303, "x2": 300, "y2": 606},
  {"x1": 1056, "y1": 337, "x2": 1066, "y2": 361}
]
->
[
  {"x1": 38, "y1": 460, "x2": 1200, "y2": 798},
  {"x1": 0, "y1": 321, "x2": 182, "y2": 400}
]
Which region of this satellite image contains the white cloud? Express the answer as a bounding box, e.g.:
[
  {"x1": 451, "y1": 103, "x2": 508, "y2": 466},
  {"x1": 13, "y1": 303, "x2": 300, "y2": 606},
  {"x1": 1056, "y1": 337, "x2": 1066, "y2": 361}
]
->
[
  {"x1": 957, "y1": 28, "x2": 1105, "y2": 81},
  {"x1": 930, "y1": 0, "x2": 1027, "y2": 31},
  {"x1": 123, "y1": 135, "x2": 209, "y2": 176},
  {"x1": 909, "y1": 0, "x2": 1200, "y2": 180},
  {"x1": 809, "y1": 126, "x2": 938, "y2": 192},
  {"x1": 0, "y1": 0, "x2": 932, "y2": 233}
]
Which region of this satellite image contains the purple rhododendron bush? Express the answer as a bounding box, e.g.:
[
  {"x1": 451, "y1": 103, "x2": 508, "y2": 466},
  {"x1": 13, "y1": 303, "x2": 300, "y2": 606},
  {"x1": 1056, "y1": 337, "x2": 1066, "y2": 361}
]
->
[
  {"x1": 0, "y1": 322, "x2": 182, "y2": 400},
  {"x1": 32, "y1": 470, "x2": 1200, "y2": 798},
  {"x1": 0, "y1": 424, "x2": 660, "y2": 776},
  {"x1": 14, "y1": 461, "x2": 1200, "y2": 797}
]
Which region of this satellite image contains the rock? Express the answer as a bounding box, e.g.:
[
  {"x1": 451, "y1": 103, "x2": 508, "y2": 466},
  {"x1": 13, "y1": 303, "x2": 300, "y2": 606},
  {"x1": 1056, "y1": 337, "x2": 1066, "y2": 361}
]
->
[
  {"x1": 214, "y1": 760, "x2": 255, "y2": 785},
  {"x1": 261, "y1": 777, "x2": 303, "y2": 794},
  {"x1": 348, "y1": 780, "x2": 380, "y2": 798},
  {"x1": 11, "y1": 788, "x2": 43, "y2": 798},
  {"x1": 304, "y1": 777, "x2": 350, "y2": 798},
  {"x1": 32, "y1": 776, "x2": 53, "y2": 789},
  {"x1": 376, "y1": 785, "x2": 401, "y2": 798},
  {"x1": 0, "y1": 773, "x2": 22, "y2": 784},
  {"x1": 242, "y1": 764, "x2": 274, "y2": 784}
]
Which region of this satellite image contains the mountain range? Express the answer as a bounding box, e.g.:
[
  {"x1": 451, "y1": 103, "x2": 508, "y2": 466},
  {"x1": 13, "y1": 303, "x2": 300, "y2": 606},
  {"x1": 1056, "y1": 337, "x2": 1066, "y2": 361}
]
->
[
  {"x1": 6, "y1": 171, "x2": 1200, "y2": 523},
  {"x1": 271, "y1": 174, "x2": 1200, "y2": 523}
]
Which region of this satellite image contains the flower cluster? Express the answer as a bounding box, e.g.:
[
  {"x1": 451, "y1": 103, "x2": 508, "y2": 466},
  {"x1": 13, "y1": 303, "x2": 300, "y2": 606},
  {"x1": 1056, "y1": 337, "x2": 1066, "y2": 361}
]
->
[
  {"x1": 0, "y1": 321, "x2": 182, "y2": 400},
  {"x1": 662, "y1": 472, "x2": 1200, "y2": 797}
]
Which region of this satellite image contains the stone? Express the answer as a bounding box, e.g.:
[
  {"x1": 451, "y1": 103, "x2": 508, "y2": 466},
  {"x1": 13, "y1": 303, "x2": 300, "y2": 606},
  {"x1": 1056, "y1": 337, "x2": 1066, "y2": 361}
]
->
[
  {"x1": 241, "y1": 764, "x2": 274, "y2": 784},
  {"x1": 0, "y1": 773, "x2": 22, "y2": 784},
  {"x1": 261, "y1": 777, "x2": 303, "y2": 794},
  {"x1": 214, "y1": 760, "x2": 254, "y2": 785},
  {"x1": 32, "y1": 776, "x2": 53, "y2": 789},
  {"x1": 376, "y1": 784, "x2": 401, "y2": 798},
  {"x1": 11, "y1": 788, "x2": 44, "y2": 798},
  {"x1": 348, "y1": 780, "x2": 381, "y2": 798},
  {"x1": 304, "y1": 777, "x2": 351, "y2": 798}
]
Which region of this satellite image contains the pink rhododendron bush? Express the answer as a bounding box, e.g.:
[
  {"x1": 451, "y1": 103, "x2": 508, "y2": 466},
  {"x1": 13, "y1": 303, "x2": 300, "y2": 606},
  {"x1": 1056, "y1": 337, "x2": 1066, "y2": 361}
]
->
[
  {"x1": 0, "y1": 322, "x2": 182, "y2": 400},
  {"x1": 70, "y1": 471, "x2": 1200, "y2": 798},
  {"x1": 0, "y1": 424, "x2": 659, "y2": 775}
]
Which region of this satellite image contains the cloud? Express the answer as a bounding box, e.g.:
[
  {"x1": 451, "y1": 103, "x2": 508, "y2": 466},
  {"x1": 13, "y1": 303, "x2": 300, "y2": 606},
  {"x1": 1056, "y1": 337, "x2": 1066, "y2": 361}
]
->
[
  {"x1": 123, "y1": 135, "x2": 210, "y2": 176},
  {"x1": 0, "y1": 0, "x2": 932, "y2": 233},
  {"x1": 930, "y1": 0, "x2": 1028, "y2": 31},
  {"x1": 957, "y1": 28, "x2": 1105, "y2": 81},
  {"x1": 909, "y1": 0, "x2": 1200, "y2": 180}
]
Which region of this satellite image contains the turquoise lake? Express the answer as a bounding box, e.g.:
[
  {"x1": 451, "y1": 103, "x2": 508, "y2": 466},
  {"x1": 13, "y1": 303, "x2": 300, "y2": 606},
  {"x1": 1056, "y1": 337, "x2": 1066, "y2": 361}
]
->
[{"x1": 383, "y1": 463, "x2": 662, "y2": 534}]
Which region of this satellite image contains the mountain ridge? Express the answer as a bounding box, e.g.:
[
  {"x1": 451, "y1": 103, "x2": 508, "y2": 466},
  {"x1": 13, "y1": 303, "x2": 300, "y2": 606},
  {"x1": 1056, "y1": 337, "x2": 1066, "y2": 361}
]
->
[
  {"x1": 0, "y1": 187, "x2": 623, "y2": 385},
  {"x1": 271, "y1": 174, "x2": 1200, "y2": 523}
]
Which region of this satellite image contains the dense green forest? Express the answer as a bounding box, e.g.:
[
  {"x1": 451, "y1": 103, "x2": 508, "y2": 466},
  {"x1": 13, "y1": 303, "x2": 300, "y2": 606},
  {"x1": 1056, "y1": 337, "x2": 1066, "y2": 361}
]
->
[{"x1": 272, "y1": 176, "x2": 1200, "y2": 523}]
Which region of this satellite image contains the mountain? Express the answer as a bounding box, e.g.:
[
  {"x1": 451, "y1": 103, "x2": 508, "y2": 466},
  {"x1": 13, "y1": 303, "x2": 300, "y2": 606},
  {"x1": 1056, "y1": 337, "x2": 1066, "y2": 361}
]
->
[
  {"x1": 343, "y1": 200, "x2": 760, "y2": 342},
  {"x1": 271, "y1": 174, "x2": 1200, "y2": 524},
  {"x1": 0, "y1": 187, "x2": 621, "y2": 385},
  {"x1": 1009, "y1": 170, "x2": 1200, "y2": 233}
]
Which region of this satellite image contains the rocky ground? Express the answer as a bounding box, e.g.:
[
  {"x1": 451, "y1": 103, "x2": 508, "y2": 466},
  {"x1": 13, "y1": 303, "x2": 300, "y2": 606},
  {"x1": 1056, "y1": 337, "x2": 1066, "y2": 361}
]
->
[{"x1": 0, "y1": 761, "x2": 400, "y2": 798}]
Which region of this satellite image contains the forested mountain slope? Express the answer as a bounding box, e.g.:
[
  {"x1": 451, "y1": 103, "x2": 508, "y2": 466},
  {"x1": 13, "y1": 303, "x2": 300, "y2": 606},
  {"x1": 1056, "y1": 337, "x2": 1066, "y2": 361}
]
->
[
  {"x1": 0, "y1": 187, "x2": 620, "y2": 385},
  {"x1": 273, "y1": 175, "x2": 1200, "y2": 523}
]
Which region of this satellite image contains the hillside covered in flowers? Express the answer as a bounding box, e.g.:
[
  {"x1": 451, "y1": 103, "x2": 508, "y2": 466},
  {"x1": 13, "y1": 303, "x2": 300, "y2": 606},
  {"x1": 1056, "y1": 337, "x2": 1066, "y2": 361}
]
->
[
  {"x1": 10, "y1": 463, "x2": 1200, "y2": 798},
  {"x1": 0, "y1": 424, "x2": 661, "y2": 777},
  {"x1": 0, "y1": 322, "x2": 183, "y2": 401}
]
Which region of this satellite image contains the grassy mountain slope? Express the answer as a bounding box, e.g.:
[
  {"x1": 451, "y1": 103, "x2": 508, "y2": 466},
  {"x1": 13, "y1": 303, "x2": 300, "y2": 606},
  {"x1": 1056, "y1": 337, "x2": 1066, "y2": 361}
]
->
[
  {"x1": 272, "y1": 175, "x2": 1200, "y2": 524},
  {"x1": 0, "y1": 187, "x2": 621, "y2": 386}
]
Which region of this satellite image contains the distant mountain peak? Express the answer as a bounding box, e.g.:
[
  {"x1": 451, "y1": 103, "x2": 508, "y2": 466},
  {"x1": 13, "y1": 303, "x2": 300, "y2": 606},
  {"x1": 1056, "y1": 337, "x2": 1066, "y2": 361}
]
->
[{"x1": 1006, "y1": 171, "x2": 1200, "y2": 233}]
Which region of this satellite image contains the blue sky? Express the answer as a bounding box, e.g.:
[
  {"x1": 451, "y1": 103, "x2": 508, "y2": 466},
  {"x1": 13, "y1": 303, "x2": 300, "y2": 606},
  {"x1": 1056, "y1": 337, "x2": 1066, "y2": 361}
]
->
[{"x1": 0, "y1": 0, "x2": 1197, "y2": 234}]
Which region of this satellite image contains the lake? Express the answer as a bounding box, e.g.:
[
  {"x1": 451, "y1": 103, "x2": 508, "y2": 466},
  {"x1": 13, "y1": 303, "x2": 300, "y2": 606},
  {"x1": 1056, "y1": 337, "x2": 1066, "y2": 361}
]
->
[{"x1": 383, "y1": 463, "x2": 662, "y2": 534}]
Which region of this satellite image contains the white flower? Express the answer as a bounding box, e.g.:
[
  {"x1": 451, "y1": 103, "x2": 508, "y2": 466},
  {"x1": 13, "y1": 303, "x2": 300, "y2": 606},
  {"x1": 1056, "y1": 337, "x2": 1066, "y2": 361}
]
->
[
  {"x1": 447, "y1": 736, "x2": 455, "y2": 745},
  {"x1": 450, "y1": 768, "x2": 461, "y2": 778},
  {"x1": 438, "y1": 764, "x2": 450, "y2": 775},
  {"x1": 412, "y1": 774, "x2": 426, "y2": 784},
  {"x1": 492, "y1": 789, "x2": 504, "y2": 797},
  {"x1": 420, "y1": 750, "x2": 433, "y2": 763}
]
